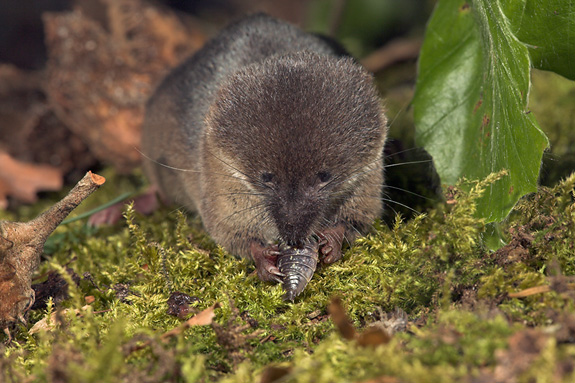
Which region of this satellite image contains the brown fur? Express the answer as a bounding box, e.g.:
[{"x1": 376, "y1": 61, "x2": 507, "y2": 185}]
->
[{"x1": 141, "y1": 14, "x2": 387, "y2": 265}]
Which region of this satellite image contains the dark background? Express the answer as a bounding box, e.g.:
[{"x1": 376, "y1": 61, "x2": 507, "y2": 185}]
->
[
  {"x1": 0, "y1": 0, "x2": 433, "y2": 70},
  {"x1": 0, "y1": 0, "x2": 440, "y2": 219}
]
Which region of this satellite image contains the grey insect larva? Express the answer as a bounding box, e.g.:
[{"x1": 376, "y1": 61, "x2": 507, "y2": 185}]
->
[{"x1": 278, "y1": 239, "x2": 320, "y2": 301}]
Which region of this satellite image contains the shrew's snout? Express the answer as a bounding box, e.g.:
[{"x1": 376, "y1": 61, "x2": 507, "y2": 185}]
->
[
  {"x1": 271, "y1": 187, "x2": 321, "y2": 247},
  {"x1": 276, "y1": 210, "x2": 318, "y2": 247}
]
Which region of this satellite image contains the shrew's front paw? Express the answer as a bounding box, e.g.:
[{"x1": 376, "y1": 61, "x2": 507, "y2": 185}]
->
[
  {"x1": 250, "y1": 242, "x2": 285, "y2": 283},
  {"x1": 317, "y1": 225, "x2": 345, "y2": 264}
]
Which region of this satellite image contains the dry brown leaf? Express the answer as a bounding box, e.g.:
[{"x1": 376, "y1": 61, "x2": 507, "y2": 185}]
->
[
  {"x1": 328, "y1": 296, "x2": 357, "y2": 341},
  {"x1": 161, "y1": 302, "x2": 220, "y2": 341},
  {"x1": 126, "y1": 302, "x2": 220, "y2": 354},
  {"x1": 259, "y1": 365, "x2": 292, "y2": 383},
  {"x1": 356, "y1": 326, "x2": 391, "y2": 348},
  {"x1": 328, "y1": 297, "x2": 401, "y2": 348},
  {"x1": 28, "y1": 305, "x2": 91, "y2": 334},
  {"x1": 0, "y1": 150, "x2": 62, "y2": 207}
]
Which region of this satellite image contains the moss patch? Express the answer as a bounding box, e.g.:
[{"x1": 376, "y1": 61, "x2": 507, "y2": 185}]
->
[{"x1": 2, "y1": 172, "x2": 575, "y2": 382}]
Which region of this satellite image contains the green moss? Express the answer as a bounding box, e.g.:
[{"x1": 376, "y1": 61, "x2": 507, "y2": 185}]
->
[{"x1": 2, "y1": 171, "x2": 575, "y2": 382}]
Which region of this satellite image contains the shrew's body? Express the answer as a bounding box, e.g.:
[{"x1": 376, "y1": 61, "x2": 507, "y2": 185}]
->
[{"x1": 141, "y1": 14, "x2": 387, "y2": 281}]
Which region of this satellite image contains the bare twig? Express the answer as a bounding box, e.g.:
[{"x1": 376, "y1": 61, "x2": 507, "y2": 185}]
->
[
  {"x1": 509, "y1": 284, "x2": 575, "y2": 298},
  {"x1": 361, "y1": 36, "x2": 423, "y2": 73},
  {"x1": 328, "y1": 0, "x2": 348, "y2": 38},
  {"x1": 0, "y1": 171, "x2": 105, "y2": 341}
]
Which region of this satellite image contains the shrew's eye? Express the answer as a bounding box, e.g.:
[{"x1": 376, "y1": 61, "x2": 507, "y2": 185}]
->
[
  {"x1": 317, "y1": 171, "x2": 331, "y2": 183},
  {"x1": 261, "y1": 172, "x2": 274, "y2": 183}
]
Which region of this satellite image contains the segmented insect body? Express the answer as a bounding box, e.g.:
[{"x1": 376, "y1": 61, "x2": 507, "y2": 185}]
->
[{"x1": 278, "y1": 239, "x2": 320, "y2": 301}]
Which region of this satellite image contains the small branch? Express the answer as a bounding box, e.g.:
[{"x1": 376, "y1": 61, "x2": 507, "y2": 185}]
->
[
  {"x1": 361, "y1": 36, "x2": 423, "y2": 73},
  {"x1": 508, "y1": 285, "x2": 550, "y2": 298},
  {"x1": 31, "y1": 172, "x2": 106, "y2": 244},
  {"x1": 327, "y1": 0, "x2": 348, "y2": 38},
  {"x1": 508, "y1": 283, "x2": 575, "y2": 298},
  {"x1": 0, "y1": 172, "x2": 105, "y2": 341}
]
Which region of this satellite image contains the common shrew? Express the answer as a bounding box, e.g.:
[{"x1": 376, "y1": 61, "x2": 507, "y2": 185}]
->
[{"x1": 141, "y1": 14, "x2": 388, "y2": 282}]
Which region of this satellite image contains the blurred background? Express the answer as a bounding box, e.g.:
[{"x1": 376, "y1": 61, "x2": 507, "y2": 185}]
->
[
  {"x1": 0, "y1": 0, "x2": 434, "y2": 69},
  {"x1": 0, "y1": 0, "x2": 440, "y2": 221},
  {"x1": 0, "y1": 0, "x2": 573, "y2": 222}
]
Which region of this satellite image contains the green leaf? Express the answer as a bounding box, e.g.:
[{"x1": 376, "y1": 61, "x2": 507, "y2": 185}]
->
[
  {"x1": 413, "y1": 0, "x2": 550, "y2": 222},
  {"x1": 505, "y1": 0, "x2": 575, "y2": 81}
]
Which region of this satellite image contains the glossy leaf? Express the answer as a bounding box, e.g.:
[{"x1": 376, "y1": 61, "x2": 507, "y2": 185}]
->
[
  {"x1": 413, "y1": 0, "x2": 554, "y2": 222},
  {"x1": 505, "y1": 0, "x2": 575, "y2": 81}
]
